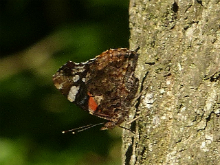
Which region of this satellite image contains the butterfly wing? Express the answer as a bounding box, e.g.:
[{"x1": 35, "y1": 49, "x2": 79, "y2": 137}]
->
[{"x1": 53, "y1": 48, "x2": 139, "y2": 129}]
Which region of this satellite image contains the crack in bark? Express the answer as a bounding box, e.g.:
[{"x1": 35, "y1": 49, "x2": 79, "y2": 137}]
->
[{"x1": 125, "y1": 137, "x2": 134, "y2": 165}]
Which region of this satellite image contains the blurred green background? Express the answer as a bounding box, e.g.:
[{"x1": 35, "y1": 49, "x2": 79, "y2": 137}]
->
[{"x1": 0, "y1": 0, "x2": 130, "y2": 165}]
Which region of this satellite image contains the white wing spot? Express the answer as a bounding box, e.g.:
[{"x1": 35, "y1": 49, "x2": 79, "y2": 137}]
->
[
  {"x1": 73, "y1": 75, "x2": 80, "y2": 82},
  {"x1": 68, "y1": 86, "x2": 80, "y2": 102},
  {"x1": 82, "y1": 78, "x2": 86, "y2": 82}
]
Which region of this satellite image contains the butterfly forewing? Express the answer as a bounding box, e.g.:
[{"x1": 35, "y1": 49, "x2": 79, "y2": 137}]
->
[{"x1": 53, "y1": 48, "x2": 139, "y2": 129}]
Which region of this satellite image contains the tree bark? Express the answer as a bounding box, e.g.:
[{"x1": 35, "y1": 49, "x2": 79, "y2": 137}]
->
[{"x1": 123, "y1": 0, "x2": 220, "y2": 164}]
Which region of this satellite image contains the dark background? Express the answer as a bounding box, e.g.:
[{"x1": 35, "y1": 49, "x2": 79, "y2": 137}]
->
[{"x1": 0, "y1": 1, "x2": 129, "y2": 165}]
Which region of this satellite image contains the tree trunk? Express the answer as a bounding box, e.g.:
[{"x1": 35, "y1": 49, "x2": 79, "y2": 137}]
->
[{"x1": 123, "y1": 0, "x2": 220, "y2": 164}]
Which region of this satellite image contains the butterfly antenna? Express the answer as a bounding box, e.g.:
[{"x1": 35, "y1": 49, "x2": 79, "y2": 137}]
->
[
  {"x1": 62, "y1": 122, "x2": 105, "y2": 134},
  {"x1": 118, "y1": 125, "x2": 135, "y2": 134}
]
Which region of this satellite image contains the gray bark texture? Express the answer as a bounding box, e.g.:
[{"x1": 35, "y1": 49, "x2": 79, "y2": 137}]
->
[{"x1": 122, "y1": 0, "x2": 220, "y2": 164}]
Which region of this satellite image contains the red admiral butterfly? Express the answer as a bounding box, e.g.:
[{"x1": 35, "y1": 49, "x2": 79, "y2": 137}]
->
[{"x1": 53, "y1": 48, "x2": 139, "y2": 132}]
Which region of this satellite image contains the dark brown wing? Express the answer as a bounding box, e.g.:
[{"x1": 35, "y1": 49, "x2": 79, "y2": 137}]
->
[
  {"x1": 85, "y1": 48, "x2": 139, "y2": 126},
  {"x1": 53, "y1": 60, "x2": 93, "y2": 110},
  {"x1": 53, "y1": 48, "x2": 139, "y2": 128}
]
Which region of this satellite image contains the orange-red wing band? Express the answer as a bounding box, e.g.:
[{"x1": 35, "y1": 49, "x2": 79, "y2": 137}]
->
[{"x1": 88, "y1": 92, "x2": 98, "y2": 112}]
